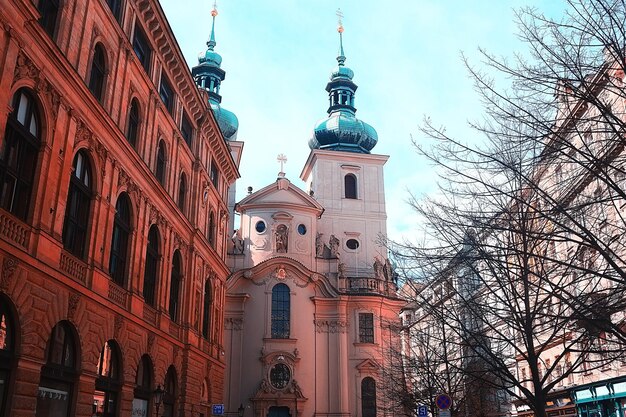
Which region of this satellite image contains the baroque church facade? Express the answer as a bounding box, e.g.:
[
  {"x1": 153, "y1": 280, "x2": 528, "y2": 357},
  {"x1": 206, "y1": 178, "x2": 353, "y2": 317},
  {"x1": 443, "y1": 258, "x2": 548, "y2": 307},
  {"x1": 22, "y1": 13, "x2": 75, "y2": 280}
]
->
[{"x1": 198, "y1": 12, "x2": 405, "y2": 417}]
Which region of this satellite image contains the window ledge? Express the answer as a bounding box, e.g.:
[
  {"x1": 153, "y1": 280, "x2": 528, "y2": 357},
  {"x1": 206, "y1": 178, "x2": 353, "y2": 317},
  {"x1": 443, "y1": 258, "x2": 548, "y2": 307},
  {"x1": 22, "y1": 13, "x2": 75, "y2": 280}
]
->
[{"x1": 263, "y1": 338, "x2": 298, "y2": 343}]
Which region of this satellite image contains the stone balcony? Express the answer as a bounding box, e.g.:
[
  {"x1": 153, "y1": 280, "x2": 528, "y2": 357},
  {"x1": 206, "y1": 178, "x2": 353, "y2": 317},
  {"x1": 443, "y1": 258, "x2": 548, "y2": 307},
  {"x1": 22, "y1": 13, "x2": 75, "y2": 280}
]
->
[{"x1": 339, "y1": 267, "x2": 398, "y2": 296}]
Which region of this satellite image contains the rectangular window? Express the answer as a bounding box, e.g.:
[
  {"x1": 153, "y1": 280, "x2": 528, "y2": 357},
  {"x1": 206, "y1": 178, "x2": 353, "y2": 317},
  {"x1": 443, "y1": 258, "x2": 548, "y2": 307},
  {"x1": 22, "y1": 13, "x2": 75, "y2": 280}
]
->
[
  {"x1": 359, "y1": 313, "x2": 374, "y2": 343},
  {"x1": 181, "y1": 113, "x2": 193, "y2": 147},
  {"x1": 159, "y1": 75, "x2": 174, "y2": 115},
  {"x1": 210, "y1": 159, "x2": 219, "y2": 190},
  {"x1": 132, "y1": 25, "x2": 151, "y2": 72}
]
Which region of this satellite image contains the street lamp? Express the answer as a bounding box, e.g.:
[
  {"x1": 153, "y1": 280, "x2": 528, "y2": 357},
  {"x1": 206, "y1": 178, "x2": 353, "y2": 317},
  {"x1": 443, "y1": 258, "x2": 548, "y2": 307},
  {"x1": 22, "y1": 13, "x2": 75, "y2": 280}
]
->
[
  {"x1": 153, "y1": 385, "x2": 164, "y2": 416},
  {"x1": 238, "y1": 404, "x2": 245, "y2": 417}
]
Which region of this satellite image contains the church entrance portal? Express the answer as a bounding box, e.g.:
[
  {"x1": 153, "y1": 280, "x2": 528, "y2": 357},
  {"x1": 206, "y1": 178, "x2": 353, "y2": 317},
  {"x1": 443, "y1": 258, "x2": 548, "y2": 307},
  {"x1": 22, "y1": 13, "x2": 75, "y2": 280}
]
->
[{"x1": 267, "y1": 406, "x2": 291, "y2": 417}]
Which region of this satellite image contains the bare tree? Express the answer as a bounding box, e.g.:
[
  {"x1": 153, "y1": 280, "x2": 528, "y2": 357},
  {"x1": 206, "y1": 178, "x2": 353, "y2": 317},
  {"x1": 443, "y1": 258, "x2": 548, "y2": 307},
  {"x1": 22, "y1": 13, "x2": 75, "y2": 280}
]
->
[{"x1": 391, "y1": 1, "x2": 626, "y2": 417}]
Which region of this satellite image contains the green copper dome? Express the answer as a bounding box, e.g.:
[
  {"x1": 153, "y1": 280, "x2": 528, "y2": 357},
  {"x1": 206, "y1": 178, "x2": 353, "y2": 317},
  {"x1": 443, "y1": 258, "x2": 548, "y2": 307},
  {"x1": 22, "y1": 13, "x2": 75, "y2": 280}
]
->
[
  {"x1": 309, "y1": 26, "x2": 377, "y2": 154},
  {"x1": 191, "y1": 6, "x2": 239, "y2": 141},
  {"x1": 210, "y1": 101, "x2": 239, "y2": 140},
  {"x1": 198, "y1": 48, "x2": 222, "y2": 67}
]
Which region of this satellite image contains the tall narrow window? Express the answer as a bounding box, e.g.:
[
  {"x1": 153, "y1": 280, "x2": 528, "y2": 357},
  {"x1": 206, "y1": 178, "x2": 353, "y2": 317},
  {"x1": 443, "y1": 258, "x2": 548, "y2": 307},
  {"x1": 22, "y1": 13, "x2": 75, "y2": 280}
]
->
[
  {"x1": 159, "y1": 76, "x2": 174, "y2": 115},
  {"x1": 169, "y1": 251, "x2": 182, "y2": 322},
  {"x1": 0, "y1": 89, "x2": 41, "y2": 221},
  {"x1": 106, "y1": 0, "x2": 122, "y2": 22},
  {"x1": 180, "y1": 113, "x2": 193, "y2": 147},
  {"x1": 155, "y1": 141, "x2": 166, "y2": 185},
  {"x1": 0, "y1": 295, "x2": 16, "y2": 417},
  {"x1": 271, "y1": 283, "x2": 290, "y2": 339},
  {"x1": 143, "y1": 226, "x2": 160, "y2": 307},
  {"x1": 126, "y1": 99, "x2": 140, "y2": 148},
  {"x1": 209, "y1": 159, "x2": 219, "y2": 190},
  {"x1": 38, "y1": 0, "x2": 60, "y2": 38},
  {"x1": 89, "y1": 44, "x2": 107, "y2": 103},
  {"x1": 163, "y1": 367, "x2": 177, "y2": 417},
  {"x1": 177, "y1": 173, "x2": 186, "y2": 213},
  {"x1": 208, "y1": 211, "x2": 216, "y2": 247},
  {"x1": 361, "y1": 377, "x2": 377, "y2": 417},
  {"x1": 133, "y1": 355, "x2": 152, "y2": 416},
  {"x1": 359, "y1": 313, "x2": 374, "y2": 343},
  {"x1": 62, "y1": 151, "x2": 92, "y2": 259},
  {"x1": 344, "y1": 174, "x2": 357, "y2": 199},
  {"x1": 109, "y1": 193, "x2": 131, "y2": 287},
  {"x1": 36, "y1": 322, "x2": 78, "y2": 417},
  {"x1": 93, "y1": 340, "x2": 121, "y2": 417},
  {"x1": 202, "y1": 279, "x2": 212, "y2": 339},
  {"x1": 132, "y1": 24, "x2": 151, "y2": 72}
]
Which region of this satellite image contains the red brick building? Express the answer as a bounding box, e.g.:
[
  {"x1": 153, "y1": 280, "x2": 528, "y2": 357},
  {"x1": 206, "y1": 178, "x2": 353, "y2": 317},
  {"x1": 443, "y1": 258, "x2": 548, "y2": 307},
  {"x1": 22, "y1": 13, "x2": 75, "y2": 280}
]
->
[{"x1": 0, "y1": 0, "x2": 239, "y2": 416}]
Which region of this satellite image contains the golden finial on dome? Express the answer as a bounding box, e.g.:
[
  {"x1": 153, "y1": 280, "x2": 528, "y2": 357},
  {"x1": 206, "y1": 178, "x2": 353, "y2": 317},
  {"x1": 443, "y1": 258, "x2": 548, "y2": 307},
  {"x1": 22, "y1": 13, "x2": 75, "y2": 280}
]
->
[{"x1": 211, "y1": 1, "x2": 218, "y2": 17}]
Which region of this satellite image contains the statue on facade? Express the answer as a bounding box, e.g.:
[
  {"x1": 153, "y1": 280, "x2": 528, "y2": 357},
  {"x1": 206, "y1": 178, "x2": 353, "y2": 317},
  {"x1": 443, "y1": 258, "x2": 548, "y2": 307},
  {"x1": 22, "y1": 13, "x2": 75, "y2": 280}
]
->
[
  {"x1": 329, "y1": 234, "x2": 340, "y2": 258},
  {"x1": 383, "y1": 258, "x2": 396, "y2": 283},
  {"x1": 373, "y1": 257, "x2": 384, "y2": 280},
  {"x1": 232, "y1": 229, "x2": 244, "y2": 254},
  {"x1": 338, "y1": 262, "x2": 346, "y2": 279},
  {"x1": 275, "y1": 224, "x2": 288, "y2": 253},
  {"x1": 315, "y1": 232, "x2": 325, "y2": 257}
]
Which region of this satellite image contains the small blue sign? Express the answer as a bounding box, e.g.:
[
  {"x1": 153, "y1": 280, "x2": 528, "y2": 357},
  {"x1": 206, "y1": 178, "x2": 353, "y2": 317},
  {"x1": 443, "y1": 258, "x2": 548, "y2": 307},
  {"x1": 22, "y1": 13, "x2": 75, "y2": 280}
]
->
[
  {"x1": 418, "y1": 405, "x2": 428, "y2": 417},
  {"x1": 212, "y1": 404, "x2": 225, "y2": 416},
  {"x1": 435, "y1": 394, "x2": 452, "y2": 410}
]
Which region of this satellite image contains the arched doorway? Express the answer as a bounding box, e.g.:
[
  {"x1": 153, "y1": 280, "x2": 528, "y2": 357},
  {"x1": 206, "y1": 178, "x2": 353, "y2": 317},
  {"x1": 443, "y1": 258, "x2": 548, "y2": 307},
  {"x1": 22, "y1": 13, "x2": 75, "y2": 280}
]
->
[{"x1": 267, "y1": 406, "x2": 290, "y2": 417}]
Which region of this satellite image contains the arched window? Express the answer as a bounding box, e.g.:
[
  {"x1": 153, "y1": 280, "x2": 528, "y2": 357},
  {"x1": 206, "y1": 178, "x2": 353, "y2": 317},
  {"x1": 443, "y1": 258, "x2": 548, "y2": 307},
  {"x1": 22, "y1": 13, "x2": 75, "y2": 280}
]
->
[
  {"x1": 36, "y1": 322, "x2": 78, "y2": 417},
  {"x1": 168, "y1": 251, "x2": 182, "y2": 322},
  {"x1": 62, "y1": 151, "x2": 93, "y2": 259},
  {"x1": 177, "y1": 172, "x2": 186, "y2": 213},
  {"x1": 143, "y1": 226, "x2": 160, "y2": 307},
  {"x1": 361, "y1": 377, "x2": 377, "y2": 417},
  {"x1": 0, "y1": 295, "x2": 17, "y2": 416},
  {"x1": 344, "y1": 174, "x2": 357, "y2": 199},
  {"x1": 133, "y1": 355, "x2": 153, "y2": 415},
  {"x1": 155, "y1": 141, "x2": 166, "y2": 185},
  {"x1": 202, "y1": 279, "x2": 211, "y2": 339},
  {"x1": 106, "y1": 0, "x2": 123, "y2": 22},
  {"x1": 89, "y1": 44, "x2": 107, "y2": 103},
  {"x1": 208, "y1": 211, "x2": 216, "y2": 247},
  {"x1": 163, "y1": 366, "x2": 177, "y2": 417},
  {"x1": 93, "y1": 340, "x2": 121, "y2": 417},
  {"x1": 126, "y1": 99, "x2": 140, "y2": 148},
  {"x1": 38, "y1": 0, "x2": 60, "y2": 38},
  {"x1": 0, "y1": 89, "x2": 41, "y2": 221},
  {"x1": 109, "y1": 193, "x2": 131, "y2": 287},
  {"x1": 271, "y1": 283, "x2": 290, "y2": 339}
]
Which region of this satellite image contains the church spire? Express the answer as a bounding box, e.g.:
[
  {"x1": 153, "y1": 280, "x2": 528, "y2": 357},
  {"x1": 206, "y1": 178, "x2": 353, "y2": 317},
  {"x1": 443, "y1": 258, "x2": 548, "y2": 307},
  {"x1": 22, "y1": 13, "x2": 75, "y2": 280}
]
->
[
  {"x1": 207, "y1": 2, "x2": 217, "y2": 51},
  {"x1": 337, "y1": 9, "x2": 346, "y2": 66},
  {"x1": 192, "y1": 1, "x2": 239, "y2": 140},
  {"x1": 308, "y1": 9, "x2": 378, "y2": 154}
]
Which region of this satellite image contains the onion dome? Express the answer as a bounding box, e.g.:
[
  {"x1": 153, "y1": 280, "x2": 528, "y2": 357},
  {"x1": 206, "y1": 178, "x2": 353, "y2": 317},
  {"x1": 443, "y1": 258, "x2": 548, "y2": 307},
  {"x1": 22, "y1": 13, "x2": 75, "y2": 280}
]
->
[
  {"x1": 309, "y1": 18, "x2": 378, "y2": 154},
  {"x1": 192, "y1": 4, "x2": 239, "y2": 140}
]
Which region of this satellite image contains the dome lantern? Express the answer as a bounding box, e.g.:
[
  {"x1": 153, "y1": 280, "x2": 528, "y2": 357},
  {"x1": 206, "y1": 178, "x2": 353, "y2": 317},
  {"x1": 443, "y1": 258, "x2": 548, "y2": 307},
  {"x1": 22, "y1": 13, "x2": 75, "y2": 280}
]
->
[
  {"x1": 192, "y1": 2, "x2": 239, "y2": 141},
  {"x1": 309, "y1": 10, "x2": 378, "y2": 154}
]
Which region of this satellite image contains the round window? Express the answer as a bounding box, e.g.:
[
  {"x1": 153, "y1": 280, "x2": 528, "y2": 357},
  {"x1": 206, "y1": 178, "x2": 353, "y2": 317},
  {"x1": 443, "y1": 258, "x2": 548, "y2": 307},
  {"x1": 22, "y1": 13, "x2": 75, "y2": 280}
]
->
[
  {"x1": 269, "y1": 363, "x2": 291, "y2": 389},
  {"x1": 297, "y1": 224, "x2": 307, "y2": 235},
  {"x1": 346, "y1": 239, "x2": 360, "y2": 250},
  {"x1": 255, "y1": 221, "x2": 266, "y2": 233}
]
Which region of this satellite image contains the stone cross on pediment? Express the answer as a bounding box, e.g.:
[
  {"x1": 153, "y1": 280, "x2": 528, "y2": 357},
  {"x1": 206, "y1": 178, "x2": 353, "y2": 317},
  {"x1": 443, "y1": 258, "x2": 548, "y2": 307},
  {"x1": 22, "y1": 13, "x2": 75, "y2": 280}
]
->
[{"x1": 277, "y1": 153, "x2": 287, "y2": 178}]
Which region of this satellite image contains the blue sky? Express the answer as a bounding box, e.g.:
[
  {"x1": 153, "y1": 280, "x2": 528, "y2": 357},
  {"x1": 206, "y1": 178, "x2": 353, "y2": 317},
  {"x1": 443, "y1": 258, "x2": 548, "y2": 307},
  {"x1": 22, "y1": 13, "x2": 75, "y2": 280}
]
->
[{"x1": 160, "y1": 0, "x2": 565, "y2": 241}]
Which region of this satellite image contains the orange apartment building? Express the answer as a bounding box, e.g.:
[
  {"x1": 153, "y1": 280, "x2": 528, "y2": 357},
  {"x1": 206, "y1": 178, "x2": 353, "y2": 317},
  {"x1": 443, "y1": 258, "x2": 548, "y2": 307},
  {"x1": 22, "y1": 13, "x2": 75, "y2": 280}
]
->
[{"x1": 0, "y1": 0, "x2": 239, "y2": 416}]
